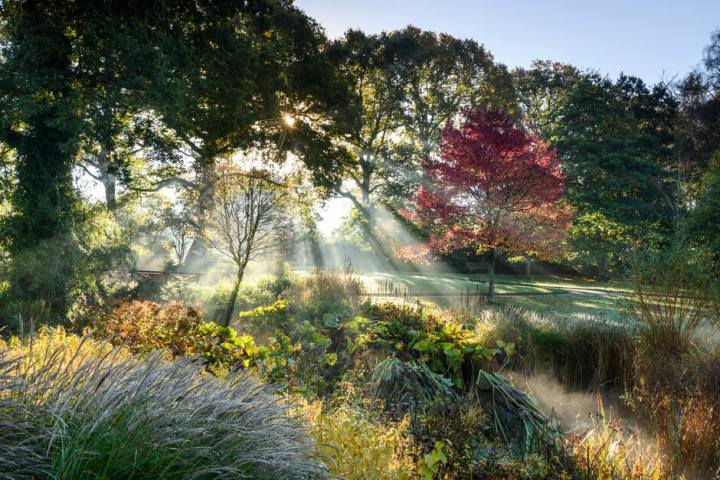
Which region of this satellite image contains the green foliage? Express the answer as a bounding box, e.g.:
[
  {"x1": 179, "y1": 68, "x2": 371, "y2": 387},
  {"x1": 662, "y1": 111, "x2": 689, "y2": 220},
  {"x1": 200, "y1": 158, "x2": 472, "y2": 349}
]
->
[
  {"x1": 238, "y1": 299, "x2": 290, "y2": 332},
  {"x1": 628, "y1": 242, "x2": 719, "y2": 355},
  {"x1": 412, "y1": 322, "x2": 494, "y2": 387},
  {"x1": 566, "y1": 211, "x2": 635, "y2": 278},
  {"x1": 349, "y1": 303, "x2": 495, "y2": 386},
  {"x1": 548, "y1": 74, "x2": 676, "y2": 277},
  {"x1": 687, "y1": 152, "x2": 720, "y2": 268},
  {"x1": 0, "y1": 2, "x2": 85, "y2": 322},
  {"x1": 237, "y1": 296, "x2": 336, "y2": 395},
  {"x1": 416, "y1": 440, "x2": 450, "y2": 480},
  {"x1": 196, "y1": 322, "x2": 264, "y2": 369}
]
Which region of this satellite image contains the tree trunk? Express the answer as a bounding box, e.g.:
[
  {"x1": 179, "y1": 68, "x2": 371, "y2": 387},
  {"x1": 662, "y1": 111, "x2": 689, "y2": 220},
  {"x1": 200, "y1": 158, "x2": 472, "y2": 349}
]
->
[
  {"x1": 488, "y1": 248, "x2": 496, "y2": 303},
  {"x1": 222, "y1": 269, "x2": 244, "y2": 327},
  {"x1": 95, "y1": 146, "x2": 118, "y2": 211},
  {"x1": 341, "y1": 191, "x2": 397, "y2": 270},
  {"x1": 361, "y1": 169, "x2": 371, "y2": 205},
  {"x1": 193, "y1": 153, "x2": 218, "y2": 233},
  {"x1": 526, "y1": 257, "x2": 532, "y2": 280},
  {"x1": 102, "y1": 173, "x2": 117, "y2": 211}
]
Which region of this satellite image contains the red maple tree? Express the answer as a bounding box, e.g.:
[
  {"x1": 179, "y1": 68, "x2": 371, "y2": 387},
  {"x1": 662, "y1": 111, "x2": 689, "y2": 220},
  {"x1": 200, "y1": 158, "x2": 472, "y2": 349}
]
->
[{"x1": 400, "y1": 108, "x2": 572, "y2": 300}]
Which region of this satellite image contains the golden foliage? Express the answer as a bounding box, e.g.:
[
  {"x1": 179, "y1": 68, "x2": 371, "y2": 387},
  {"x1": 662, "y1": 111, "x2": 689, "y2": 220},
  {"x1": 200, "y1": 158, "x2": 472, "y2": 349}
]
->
[{"x1": 300, "y1": 400, "x2": 415, "y2": 480}]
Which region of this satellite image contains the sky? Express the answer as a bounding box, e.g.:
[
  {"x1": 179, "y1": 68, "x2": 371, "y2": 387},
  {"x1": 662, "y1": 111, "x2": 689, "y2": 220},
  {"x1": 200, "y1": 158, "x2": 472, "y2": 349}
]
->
[{"x1": 295, "y1": 0, "x2": 720, "y2": 85}]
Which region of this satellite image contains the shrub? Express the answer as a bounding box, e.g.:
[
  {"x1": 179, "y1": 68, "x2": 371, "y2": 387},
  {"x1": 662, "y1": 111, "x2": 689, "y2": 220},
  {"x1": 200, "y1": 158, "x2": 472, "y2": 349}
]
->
[
  {"x1": 238, "y1": 299, "x2": 291, "y2": 336},
  {"x1": 237, "y1": 298, "x2": 338, "y2": 395},
  {"x1": 302, "y1": 400, "x2": 415, "y2": 480},
  {"x1": 97, "y1": 300, "x2": 203, "y2": 356},
  {"x1": 0, "y1": 331, "x2": 326, "y2": 479},
  {"x1": 409, "y1": 396, "x2": 488, "y2": 478},
  {"x1": 628, "y1": 244, "x2": 719, "y2": 355},
  {"x1": 350, "y1": 303, "x2": 497, "y2": 387},
  {"x1": 196, "y1": 322, "x2": 265, "y2": 369},
  {"x1": 629, "y1": 349, "x2": 720, "y2": 477},
  {"x1": 97, "y1": 301, "x2": 274, "y2": 374}
]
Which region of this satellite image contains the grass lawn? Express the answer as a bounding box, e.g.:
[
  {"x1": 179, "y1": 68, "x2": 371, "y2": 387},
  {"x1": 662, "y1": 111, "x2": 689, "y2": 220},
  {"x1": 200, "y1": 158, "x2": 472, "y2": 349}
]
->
[
  {"x1": 492, "y1": 290, "x2": 628, "y2": 323},
  {"x1": 346, "y1": 270, "x2": 632, "y2": 323}
]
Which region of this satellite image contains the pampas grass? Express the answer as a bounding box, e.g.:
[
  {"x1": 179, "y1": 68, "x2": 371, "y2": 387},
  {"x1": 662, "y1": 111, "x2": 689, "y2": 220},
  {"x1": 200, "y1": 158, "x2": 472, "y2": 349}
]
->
[{"x1": 0, "y1": 332, "x2": 326, "y2": 479}]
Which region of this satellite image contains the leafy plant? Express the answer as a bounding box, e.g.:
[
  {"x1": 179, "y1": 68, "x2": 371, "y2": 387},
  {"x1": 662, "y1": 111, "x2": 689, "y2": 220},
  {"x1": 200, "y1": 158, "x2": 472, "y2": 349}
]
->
[
  {"x1": 96, "y1": 300, "x2": 203, "y2": 356},
  {"x1": 195, "y1": 322, "x2": 265, "y2": 369},
  {"x1": 302, "y1": 400, "x2": 415, "y2": 480},
  {"x1": 417, "y1": 440, "x2": 450, "y2": 480},
  {"x1": 350, "y1": 303, "x2": 495, "y2": 386}
]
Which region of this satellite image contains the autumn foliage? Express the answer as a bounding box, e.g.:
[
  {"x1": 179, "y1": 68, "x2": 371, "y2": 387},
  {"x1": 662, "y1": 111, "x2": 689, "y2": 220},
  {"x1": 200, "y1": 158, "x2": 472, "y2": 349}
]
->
[{"x1": 400, "y1": 107, "x2": 571, "y2": 264}]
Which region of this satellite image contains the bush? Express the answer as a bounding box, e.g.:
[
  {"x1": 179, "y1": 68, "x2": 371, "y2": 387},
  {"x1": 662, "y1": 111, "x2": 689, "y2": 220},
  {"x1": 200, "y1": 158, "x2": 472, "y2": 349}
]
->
[
  {"x1": 302, "y1": 400, "x2": 415, "y2": 480},
  {"x1": 628, "y1": 243, "x2": 719, "y2": 355},
  {"x1": 237, "y1": 298, "x2": 338, "y2": 395},
  {"x1": 349, "y1": 303, "x2": 496, "y2": 384},
  {"x1": 97, "y1": 300, "x2": 203, "y2": 356},
  {"x1": 195, "y1": 322, "x2": 265, "y2": 369},
  {"x1": 96, "y1": 300, "x2": 270, "y2": 373},
  {"x1": 0, "y1": 330, "x2": 326, "y2": 479}
]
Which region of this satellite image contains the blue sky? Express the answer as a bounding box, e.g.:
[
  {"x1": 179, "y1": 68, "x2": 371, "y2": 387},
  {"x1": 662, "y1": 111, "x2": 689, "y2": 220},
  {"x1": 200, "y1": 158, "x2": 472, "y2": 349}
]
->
[{"x1": 295, "y1": 0, "x2": 720, "y2": 85}]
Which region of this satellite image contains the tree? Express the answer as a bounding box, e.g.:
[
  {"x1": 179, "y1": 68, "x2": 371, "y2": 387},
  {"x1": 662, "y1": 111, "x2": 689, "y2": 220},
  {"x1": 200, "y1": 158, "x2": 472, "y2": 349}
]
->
[
  {"x1": 383, "y1": 27, "x2": 516, "y2": 202},
  {"x1": 402, "y1": 108, "x2": 570, "y2": 301},
  {"x1": 206, "y1": 162, "x2": 290, "y2": 326},
  {"x1": 0, "y1": 2, "x2": 87, "y2": 322},
  {"x1": 704, "y1": 29, "x2": 720, "y2": 91},
  {"x1": 549, "y1": 74, "x2": 676, "y2": 277},
  {"x1": 512, "y1": 60, "x2": 581, "y2": 134},
  {"x1": 153, "y1": 1, "x2": 351, "y2": 230},
  {"x1": 0, "y1": 1, "x2": 349, "y2": 325},
  {"x1": 687, "y1": 152, "x2": 720, "y2": 267},
  {"x1": 327, "y1": 27, "x2": 512, "y2": 265}
]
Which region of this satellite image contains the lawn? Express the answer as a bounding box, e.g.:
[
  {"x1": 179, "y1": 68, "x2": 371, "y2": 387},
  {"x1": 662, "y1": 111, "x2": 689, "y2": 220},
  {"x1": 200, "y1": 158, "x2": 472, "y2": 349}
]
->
[{"x1": 346, "y1": 270, "x2": 631, "y2": 323}]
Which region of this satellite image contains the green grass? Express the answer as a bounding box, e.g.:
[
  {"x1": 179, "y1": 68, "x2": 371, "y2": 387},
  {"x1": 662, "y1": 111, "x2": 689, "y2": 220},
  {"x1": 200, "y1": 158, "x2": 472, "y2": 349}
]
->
[
  {"x1": 345, "y1": 270, "x2": 631, "y2": 323},
  {"x1": 353, "y1": 270, "x2": 629, "y2": 294},
  {"x1": 492, "y1": 291, "x2": 628, "y2": 323}
]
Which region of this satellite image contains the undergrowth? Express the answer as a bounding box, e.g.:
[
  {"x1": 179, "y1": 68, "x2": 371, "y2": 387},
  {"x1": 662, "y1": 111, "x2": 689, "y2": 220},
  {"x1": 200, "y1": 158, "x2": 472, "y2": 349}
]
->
[{"x1": 0, "y1": 329, "x2": 325, "y2": 480}]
